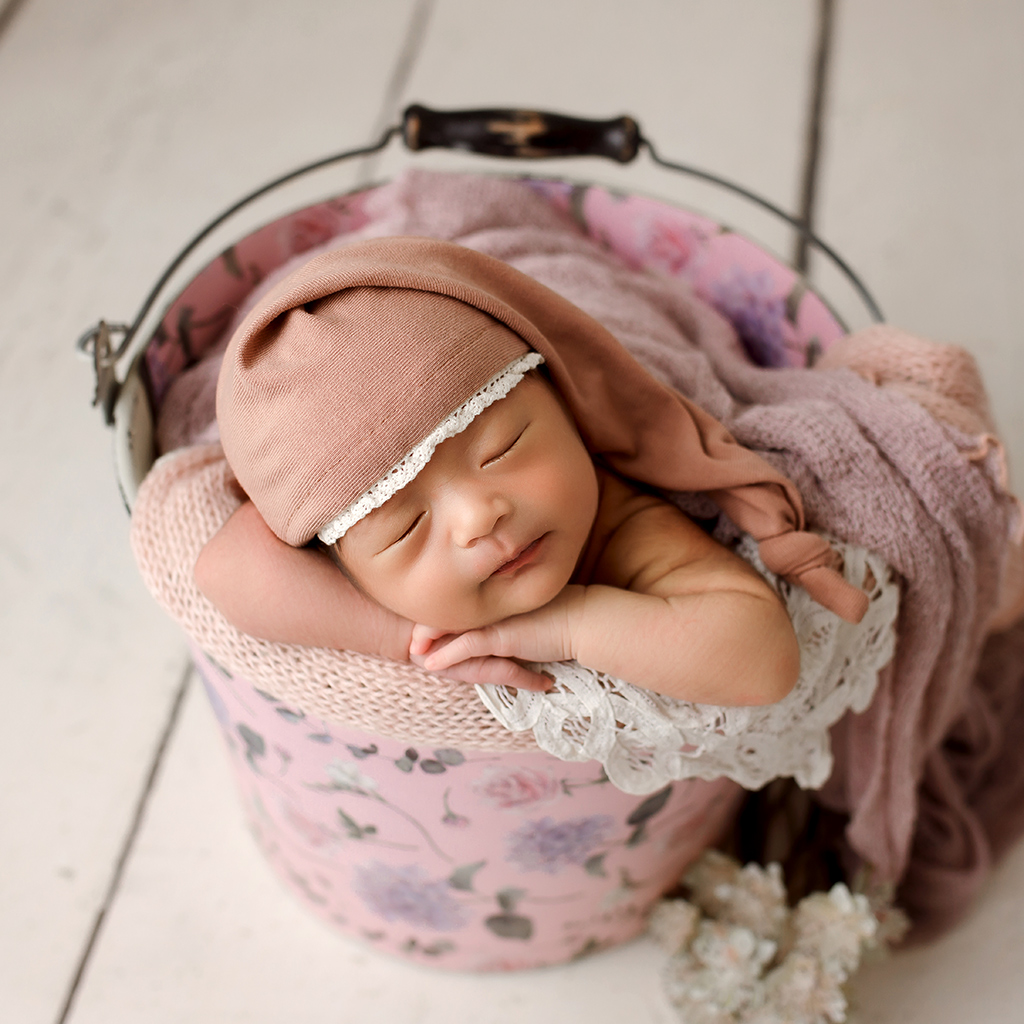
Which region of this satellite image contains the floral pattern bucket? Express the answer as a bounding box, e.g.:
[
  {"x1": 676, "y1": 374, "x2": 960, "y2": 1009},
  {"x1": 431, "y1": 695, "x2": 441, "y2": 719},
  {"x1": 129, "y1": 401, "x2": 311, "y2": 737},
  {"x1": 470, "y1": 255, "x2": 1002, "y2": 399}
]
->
[
  {"x1": 196, "y1": 647, "x2": 742, "y2": 969},
  {"x1": 134, "y1": 174, "x2": 845, "y2": 971}
]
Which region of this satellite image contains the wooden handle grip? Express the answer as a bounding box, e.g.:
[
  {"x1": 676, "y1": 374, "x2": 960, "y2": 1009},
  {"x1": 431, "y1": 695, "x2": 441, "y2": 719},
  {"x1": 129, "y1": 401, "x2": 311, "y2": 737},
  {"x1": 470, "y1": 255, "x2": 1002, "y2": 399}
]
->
[{"x1": 402, "y1": 104, "x2": 640, "y2": 163}]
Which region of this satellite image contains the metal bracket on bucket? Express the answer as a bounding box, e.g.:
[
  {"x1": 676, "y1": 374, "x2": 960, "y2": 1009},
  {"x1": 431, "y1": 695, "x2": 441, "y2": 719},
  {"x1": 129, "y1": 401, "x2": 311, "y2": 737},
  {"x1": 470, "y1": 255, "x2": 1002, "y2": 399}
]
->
[{"x1": 77, "y1": 319, "x2": 131, "y2": 426}]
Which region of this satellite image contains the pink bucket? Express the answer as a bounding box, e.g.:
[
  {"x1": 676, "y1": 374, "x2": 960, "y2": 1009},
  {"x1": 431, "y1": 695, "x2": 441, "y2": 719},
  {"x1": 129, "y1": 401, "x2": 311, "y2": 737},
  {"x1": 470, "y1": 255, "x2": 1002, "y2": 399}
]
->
[
  {"x1": 112, "y1": 170, "x2": 848, "y2": 970},
  {"x1": 193, "y1": 644, "x2": 741, "y2": 969}
]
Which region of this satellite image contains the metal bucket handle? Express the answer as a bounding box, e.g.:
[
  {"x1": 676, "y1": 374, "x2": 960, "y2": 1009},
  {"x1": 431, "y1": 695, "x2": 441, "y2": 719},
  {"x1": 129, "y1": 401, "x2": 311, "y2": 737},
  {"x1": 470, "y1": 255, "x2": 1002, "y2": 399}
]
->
[{"x1": 76, "y1": 105, "x2": 884, "y2": 507}]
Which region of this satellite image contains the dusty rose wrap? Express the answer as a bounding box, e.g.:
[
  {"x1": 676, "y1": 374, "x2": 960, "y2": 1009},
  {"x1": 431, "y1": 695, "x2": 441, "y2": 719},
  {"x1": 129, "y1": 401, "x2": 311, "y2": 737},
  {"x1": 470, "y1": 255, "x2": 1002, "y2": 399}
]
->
[{"x1": 217, "y1": 236, "x2": 867, "y2": 622}]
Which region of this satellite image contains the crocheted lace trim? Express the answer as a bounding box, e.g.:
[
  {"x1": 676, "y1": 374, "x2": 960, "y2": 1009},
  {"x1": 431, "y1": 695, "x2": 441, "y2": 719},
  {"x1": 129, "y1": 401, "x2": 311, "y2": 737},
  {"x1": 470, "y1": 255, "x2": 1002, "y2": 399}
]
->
[
  {"x1": 318, "y1": 353, "x2": 545, "y2": 544},
  {"x1": 476, "y1": 537, "x2": 899, "y2": 795}
]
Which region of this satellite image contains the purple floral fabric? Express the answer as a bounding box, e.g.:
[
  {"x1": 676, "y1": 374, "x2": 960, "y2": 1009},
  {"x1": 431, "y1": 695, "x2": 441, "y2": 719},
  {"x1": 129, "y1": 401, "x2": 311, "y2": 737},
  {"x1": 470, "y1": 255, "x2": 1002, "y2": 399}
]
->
[{"x1": 144, "y1": 177, "x2": 844, "y2": 412}]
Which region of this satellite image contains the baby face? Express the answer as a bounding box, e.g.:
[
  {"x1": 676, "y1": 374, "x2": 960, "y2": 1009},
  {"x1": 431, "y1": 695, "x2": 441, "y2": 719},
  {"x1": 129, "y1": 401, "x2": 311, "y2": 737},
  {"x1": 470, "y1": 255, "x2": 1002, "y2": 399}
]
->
[{"x1": 335, "y1": 372, "x2": 599, "y2": 631}]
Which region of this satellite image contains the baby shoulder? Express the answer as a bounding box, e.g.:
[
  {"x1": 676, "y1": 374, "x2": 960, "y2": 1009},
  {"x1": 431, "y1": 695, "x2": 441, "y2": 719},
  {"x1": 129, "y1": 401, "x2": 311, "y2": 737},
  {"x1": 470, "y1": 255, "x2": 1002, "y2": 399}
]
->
[{"x1": 591, "y1": 478, "x2": 741, "y2": 594}]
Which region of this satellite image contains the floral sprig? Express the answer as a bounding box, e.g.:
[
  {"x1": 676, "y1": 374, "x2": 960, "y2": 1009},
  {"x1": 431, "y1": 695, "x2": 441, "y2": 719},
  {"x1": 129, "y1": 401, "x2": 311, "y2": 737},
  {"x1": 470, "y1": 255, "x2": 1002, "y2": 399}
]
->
[{"x1": 649, "y1": 851, "x2": 908, "y2": 1024}]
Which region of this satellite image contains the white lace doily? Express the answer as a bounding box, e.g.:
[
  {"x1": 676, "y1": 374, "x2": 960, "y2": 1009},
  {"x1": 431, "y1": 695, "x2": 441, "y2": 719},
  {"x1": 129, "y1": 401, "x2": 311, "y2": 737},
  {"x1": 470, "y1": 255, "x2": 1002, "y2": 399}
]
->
[{"x1": 476, "y1": 538, "x2": 899, "y2": 795}]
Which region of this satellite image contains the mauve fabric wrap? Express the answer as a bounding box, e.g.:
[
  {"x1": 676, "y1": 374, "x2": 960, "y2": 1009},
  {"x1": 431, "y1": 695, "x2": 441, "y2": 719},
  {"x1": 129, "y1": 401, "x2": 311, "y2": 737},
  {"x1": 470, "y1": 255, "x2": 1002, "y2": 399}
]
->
[{"x1": 217, "y1": 235, "x2": 868, "y2": 622}]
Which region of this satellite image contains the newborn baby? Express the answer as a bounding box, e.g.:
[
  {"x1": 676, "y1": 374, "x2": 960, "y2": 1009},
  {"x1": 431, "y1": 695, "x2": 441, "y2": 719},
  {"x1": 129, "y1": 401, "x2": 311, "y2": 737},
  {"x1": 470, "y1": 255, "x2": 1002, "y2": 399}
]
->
[{"x1": 197, "y1": 236, "x2": 868, "y2": 702}]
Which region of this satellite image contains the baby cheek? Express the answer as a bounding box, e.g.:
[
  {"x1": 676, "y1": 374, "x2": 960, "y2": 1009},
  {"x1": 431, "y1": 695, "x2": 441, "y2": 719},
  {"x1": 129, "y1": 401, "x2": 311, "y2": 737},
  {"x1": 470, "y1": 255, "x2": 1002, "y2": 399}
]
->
[
  {"x1": 549, "y1": 454, "x2": 598, "y2": 535},
  {"x1": 533, "y1": 457, "x2": 578, "y2": 507},
  {"x1": 393, "y1": 558, "x2": 482, "y2": 631}
]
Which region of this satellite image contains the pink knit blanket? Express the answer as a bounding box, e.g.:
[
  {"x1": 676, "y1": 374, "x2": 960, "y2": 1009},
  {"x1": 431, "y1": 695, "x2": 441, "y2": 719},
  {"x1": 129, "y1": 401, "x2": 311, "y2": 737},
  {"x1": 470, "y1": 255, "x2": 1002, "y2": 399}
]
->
[{"x1": 154, "y1": 170, "x2": 1024, "y2": 938}]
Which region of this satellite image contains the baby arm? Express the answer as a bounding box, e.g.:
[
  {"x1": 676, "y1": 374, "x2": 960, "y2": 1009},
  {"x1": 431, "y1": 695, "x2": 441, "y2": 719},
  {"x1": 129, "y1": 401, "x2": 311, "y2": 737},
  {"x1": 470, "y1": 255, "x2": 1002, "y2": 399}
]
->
[
  {"x1": 195, "y1": 502, "x2": 552, "y2": 690},
  {"x1": 416, "y1": 496, "x2": 800, "y2": 706},
  {"x1": 194, "y1": 500, "x2": 414, "y2": 661}
]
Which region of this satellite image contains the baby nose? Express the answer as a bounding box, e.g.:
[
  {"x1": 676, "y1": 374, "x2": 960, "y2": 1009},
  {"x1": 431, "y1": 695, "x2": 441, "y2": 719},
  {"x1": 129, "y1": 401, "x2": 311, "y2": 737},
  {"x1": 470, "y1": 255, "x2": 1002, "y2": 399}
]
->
[{"x1": 450, "y1": 487, "x2": 510, "y2": 547}]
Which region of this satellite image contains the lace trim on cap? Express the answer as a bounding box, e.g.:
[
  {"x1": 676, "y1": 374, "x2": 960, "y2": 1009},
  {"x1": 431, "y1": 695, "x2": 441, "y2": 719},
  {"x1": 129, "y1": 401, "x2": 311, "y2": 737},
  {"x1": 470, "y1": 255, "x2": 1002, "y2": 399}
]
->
[{"x1": 317, "y1": 352, "x2": 545, "y2": 544}]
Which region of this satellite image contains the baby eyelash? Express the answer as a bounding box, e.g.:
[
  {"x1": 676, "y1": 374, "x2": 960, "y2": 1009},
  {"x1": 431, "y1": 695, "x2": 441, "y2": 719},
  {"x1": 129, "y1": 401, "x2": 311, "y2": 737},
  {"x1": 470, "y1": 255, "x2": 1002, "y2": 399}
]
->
[
  {"x1": 484, "y1": 427, "x2": 527, "y2": 467},
  {"x1": 394, "y1": 512, "x2": 425, "y2": 545}
]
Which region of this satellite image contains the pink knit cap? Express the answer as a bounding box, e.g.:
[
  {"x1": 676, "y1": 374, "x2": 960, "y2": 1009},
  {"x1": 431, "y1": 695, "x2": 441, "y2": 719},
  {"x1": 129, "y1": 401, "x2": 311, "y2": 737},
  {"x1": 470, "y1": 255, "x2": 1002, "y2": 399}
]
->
[
  {"x1": 218, "y1": 280, "x2": 534, "y2": 547},
  {"x1": 217, "y1": 235, "x2": 870, "y2": 623}
]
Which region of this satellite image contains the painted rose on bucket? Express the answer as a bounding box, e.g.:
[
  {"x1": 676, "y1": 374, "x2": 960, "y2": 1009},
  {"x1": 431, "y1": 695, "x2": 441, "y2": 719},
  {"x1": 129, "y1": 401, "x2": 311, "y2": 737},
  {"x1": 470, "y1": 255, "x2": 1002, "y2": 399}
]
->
[
  {"x1": 636, "y1": 213, "x2": 706, "y2": 275},
  {"x1": 472, "y1": 765, "x2": 562, "y2": 811}
]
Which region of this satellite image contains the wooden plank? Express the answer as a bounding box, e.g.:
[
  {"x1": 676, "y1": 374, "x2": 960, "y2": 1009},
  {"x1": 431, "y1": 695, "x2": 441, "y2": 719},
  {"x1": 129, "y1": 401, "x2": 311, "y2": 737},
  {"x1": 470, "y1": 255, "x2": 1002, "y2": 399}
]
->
[
  {"x1": 381, "y1": 0, "x2": 820, "y2": 260},
  {"x1": 0, "y1": 1, "x2": 418, "y2": 1020},
  {"x1": 816, "y1": 0, "x2": 1024, "y2": 484}
]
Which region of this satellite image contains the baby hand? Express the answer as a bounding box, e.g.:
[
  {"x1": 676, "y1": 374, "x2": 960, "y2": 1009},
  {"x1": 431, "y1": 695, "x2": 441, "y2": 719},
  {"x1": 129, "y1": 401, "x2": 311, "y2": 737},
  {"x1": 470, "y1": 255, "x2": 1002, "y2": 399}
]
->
[
  {"x1": 410, "y1": 624, "x2": 553, "y2": 691},
  {"x1": 412, "y1": 586, "x2": 584, "y2": 685}
]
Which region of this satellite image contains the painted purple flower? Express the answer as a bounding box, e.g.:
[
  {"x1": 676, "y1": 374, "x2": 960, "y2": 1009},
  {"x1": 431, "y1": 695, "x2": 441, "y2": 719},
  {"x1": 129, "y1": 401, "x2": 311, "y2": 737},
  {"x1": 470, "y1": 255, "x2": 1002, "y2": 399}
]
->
[
  {"x1": 710, "y1": 267, "x2": 788, "y2": 367},
  {"x1": 506, "y1": 815, "x2": 614, "y2": 874},
  {"x1": 352, "y1": 862, "x2": 467, "y2": 931}
]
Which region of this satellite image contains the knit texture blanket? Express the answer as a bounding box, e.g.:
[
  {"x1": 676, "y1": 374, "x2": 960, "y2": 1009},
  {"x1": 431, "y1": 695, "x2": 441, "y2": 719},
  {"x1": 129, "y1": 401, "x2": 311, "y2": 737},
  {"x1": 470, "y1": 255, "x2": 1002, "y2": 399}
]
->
[{"x1": 135, "y1": 169, "x2": 1024, "y2": 939}]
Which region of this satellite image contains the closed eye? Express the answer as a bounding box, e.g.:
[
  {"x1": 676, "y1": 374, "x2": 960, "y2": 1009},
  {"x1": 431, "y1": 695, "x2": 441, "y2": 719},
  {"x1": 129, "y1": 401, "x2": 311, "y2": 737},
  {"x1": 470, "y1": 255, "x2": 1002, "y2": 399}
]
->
[
  {"x1": 389, "y1": 512, "x2": 424, "y2": 547},
  {"x1": 483, "y1": 427, "x2": 526, "y2": 467}
]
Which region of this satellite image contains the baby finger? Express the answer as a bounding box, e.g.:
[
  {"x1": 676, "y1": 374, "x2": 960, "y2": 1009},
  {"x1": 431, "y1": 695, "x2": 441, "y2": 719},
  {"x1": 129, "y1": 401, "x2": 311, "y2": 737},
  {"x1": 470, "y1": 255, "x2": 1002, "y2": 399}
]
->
[
  {"x1": 422, "y1": 629, "x2": 491, "y2": 671},
  {"x1": 410, "y1": 623, "x2": 455, "y2": 656},
  {"x1": 435, "y1": 656, "x2": 552, "y2": 692}
]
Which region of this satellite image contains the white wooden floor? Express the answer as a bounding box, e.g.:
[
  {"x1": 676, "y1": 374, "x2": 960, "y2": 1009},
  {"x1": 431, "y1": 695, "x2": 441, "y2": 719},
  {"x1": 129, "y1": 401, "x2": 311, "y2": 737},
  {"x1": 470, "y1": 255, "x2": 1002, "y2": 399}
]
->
[{"x1": 2, "y1": 1, "x2": 1022, "y2": 1021}]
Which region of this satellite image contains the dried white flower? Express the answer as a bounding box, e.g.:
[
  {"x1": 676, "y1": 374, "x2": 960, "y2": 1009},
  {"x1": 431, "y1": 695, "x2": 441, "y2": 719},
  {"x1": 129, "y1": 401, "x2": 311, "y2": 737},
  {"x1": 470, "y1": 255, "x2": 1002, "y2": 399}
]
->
[
  {"x1": 648, "y1": 898, "x2": 700, "y2": 953},
  {"x1": 656, "y1": 851, "x2": 900, "y2": 1024},
  {"x1": 749, "y1": 952, "x2": 849, "y2": 1024},
  {"x1": 663, "y1": 920, "x2": 775, "y2": 1018},
  {"x1": 790, "y1": 885, "x2": 877, "y2": 983},
  {"x1": 685, "y1": 850, "x2": 789, "y2": 941}
]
